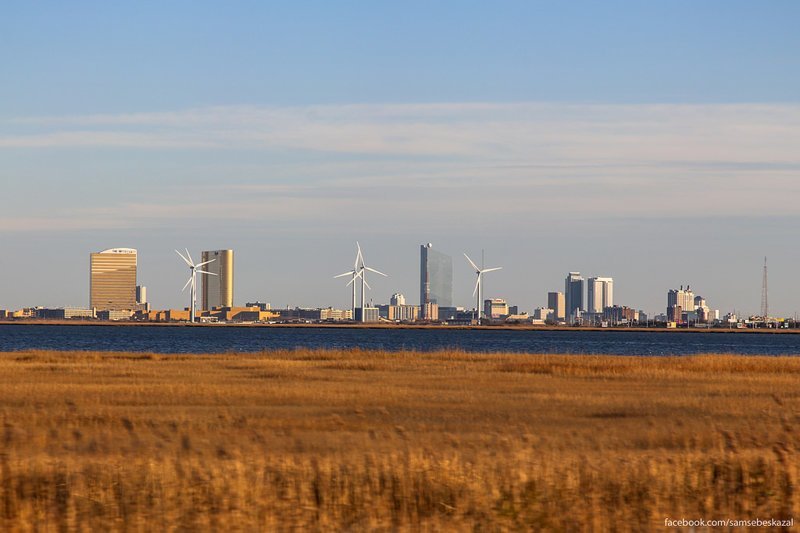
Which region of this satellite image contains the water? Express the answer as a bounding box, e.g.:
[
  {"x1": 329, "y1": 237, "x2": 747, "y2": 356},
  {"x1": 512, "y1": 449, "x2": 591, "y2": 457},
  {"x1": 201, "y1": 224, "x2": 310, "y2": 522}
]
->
[{"x1": 1, "y1": 324, "x2": 800, "y2": 355}]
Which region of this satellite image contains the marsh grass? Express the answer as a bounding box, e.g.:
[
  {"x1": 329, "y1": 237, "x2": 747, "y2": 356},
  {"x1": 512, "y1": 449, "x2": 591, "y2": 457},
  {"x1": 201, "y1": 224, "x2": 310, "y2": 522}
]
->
[{"x1": 0, "y1": 349, "x2": 798, "y2": 530}]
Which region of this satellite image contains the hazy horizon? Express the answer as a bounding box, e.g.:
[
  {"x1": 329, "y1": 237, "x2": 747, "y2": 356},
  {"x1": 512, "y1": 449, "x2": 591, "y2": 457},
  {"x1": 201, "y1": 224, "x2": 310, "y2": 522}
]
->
[{"x1": 2, "y1": 2, "x2": 799, "y2": 316}]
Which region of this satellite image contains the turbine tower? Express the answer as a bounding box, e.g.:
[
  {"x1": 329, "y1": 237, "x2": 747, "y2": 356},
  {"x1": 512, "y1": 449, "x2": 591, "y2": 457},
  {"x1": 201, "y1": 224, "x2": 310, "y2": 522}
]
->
[
  {"x1": 176, "y1": 249, "x2": 217, "y2": 323},
  {"x1": 334, "y1": 242, "x2": 364, "y2": 320},
  {"x1": 464, "y1": 252, "x2": 502, "y2": 325},
  {"x1": 761, "y1": 256, "x2": 769, "y2": 322},
  {"x1": 356, "y1": 242, "x2": 387, "y2": 322}
]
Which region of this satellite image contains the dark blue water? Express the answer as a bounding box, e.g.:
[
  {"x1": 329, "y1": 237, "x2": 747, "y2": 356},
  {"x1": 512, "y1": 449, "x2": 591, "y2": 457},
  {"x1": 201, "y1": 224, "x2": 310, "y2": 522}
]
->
[{"x1": 1, "y1": 325, "x2": 800, "y2": 355}]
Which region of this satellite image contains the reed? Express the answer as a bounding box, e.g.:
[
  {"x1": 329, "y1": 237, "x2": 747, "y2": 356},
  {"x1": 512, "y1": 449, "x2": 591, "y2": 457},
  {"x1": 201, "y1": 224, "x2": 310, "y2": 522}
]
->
[{"x1": 0, "y1": 349, "x2": 797, "y2": 530}]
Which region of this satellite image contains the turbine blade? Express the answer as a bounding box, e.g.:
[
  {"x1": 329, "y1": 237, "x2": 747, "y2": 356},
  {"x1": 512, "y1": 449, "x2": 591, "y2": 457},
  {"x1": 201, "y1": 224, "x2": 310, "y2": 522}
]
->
[
  {"x1": 195, "y1": 270, "x2": 217, "y2": 276},
  {"x1": 472, "y1": 275, "x2": 481, "y2": 297},
  {"x1": 365, "y1": 266, "x2": 387, "y2": 277},
  {"x1": 482, "y1": 267, "x2": 503, "y2": 273},
  {"x1": 196, "y1": 259, "x2": 216, "y2": 268},
  {"x1": 464, "y1": 253, "x2": 479, "y2": 272},
  {"x1": 334, "y1": 270, "x2": 355, "y2": 279},
  {"x1": 185, "y1": 248, "x2": 194, "y2": 266},
  {"x1": 355, "y1": 241, "x2": 363, "y2": 267},
  {"x1": 363, "y1": 278, "x2": 372, "y2": 291},
  {"x1": 175, "y1": 249, "x2": 192, "y2": 267},
  {"x1": 182, "y1": 276, "x2": 193, "y2": 292}
]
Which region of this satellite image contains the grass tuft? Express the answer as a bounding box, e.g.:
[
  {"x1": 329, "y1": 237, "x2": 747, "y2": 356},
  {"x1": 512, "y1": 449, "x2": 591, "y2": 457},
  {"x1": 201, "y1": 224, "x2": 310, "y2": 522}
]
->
[{"x1": 0, "y1": 349, "x2": 798, "y2": 529}]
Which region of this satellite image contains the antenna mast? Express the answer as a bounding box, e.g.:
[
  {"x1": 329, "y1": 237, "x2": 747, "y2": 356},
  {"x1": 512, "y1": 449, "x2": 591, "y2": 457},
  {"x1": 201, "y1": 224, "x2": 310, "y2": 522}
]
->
[{"x1": 761, "y1": 256, "x2": 768, "y2": 321}]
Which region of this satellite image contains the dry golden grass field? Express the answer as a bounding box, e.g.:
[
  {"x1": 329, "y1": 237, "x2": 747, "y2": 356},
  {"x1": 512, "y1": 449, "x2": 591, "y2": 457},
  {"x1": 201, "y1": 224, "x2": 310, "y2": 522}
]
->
[{"x1": 0, "y1": 349, "x2": 798, "y2": 531}]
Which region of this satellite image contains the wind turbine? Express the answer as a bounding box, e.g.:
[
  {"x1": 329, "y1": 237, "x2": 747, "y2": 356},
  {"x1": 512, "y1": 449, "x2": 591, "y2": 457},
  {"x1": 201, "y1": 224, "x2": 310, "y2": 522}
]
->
[
  {"x1": 333, "y1": 242, "x2": 364, "y2": 320},
  {"x1": 356, "y1": 242, "x2": 387, "y2": 322},
  {"x1": 176, "y1": 249, "x2": 217, "y2": 323},
  {"x1": 464, "y1": 252, "x2": 502, "y2": 325}
]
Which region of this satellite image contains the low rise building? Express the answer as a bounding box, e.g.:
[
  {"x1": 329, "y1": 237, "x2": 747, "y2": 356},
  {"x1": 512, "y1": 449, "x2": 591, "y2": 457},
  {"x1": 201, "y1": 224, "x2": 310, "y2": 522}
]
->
[
  {"x1": 37, "y1": 307, "x2": 96, "y2": 320},
  {"x1": 420, "y1": 302, "x2": 439, "y2": 321},
  {"x1": 271, "y1": 307, "x2": 351, "y2": 322},
  {"x1": 388, "y1": 304, "x2": 419, "y2": 322},
  {"x1": 160, "y1": 309, "x2": 190, "y2": 322},
  {"x1": 603, "y1": 305, "x2": 637, "y2": 325},
  {"x1": 319, "y1": 308, "x2": 353, "y2": 321},
  {"x1": 355, "y1": 307, "x2": 380, "y2": 323},
  {"x1": 484, "y1": 299, "x2": 509, "y2": 319},
  {"x1": 505, "y1": 313, "x2": 532, "y2": 324},
  {"x1": 96, "y1": 309, "x2": 132, "y2": 321},
  {"x1": 667, "y1": 305, "x2": 682, "y2": 324},
  {"x1": 437, "y1": 306, "x2": 460, "y2": 321},
  {"x1": 210, "y1": 306, "x2": 277, "y2": 322}
]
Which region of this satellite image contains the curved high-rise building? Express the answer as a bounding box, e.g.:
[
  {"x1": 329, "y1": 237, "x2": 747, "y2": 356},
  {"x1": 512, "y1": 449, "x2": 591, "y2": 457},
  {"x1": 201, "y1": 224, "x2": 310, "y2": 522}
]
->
[
  {"x1": 420, "y1": 243, "x2": 453, "y2": 319},
  {"x1": 201, "y1": 249, "x2": 234, "y2": 310},
  {"x1": 90, "y1": 248, "x2": 137, "y2": 310}
]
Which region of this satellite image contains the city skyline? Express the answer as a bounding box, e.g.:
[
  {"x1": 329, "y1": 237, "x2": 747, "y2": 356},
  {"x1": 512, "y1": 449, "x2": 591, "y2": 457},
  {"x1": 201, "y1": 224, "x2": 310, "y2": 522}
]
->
[
  {"x1": 0, "y1": 241, "x2": 783, "y2": 321},
  {"x1": 1, "y1": 2, "x2": 799, "y2": 315}
]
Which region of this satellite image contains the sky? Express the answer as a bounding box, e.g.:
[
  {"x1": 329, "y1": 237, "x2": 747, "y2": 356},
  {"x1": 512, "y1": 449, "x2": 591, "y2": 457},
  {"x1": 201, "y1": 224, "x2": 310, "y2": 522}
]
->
[{"x1": 2, "y1": 1, "x2": 800, "y2": 316}]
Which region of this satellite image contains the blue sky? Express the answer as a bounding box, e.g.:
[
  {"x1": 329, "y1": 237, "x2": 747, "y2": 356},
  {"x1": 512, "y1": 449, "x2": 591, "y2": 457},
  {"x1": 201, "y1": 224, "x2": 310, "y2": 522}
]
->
[
  {"x1": 3, "y1": 1, "x2": 799, "y2": 114},
  {"x1": 1, "y1": 1, "x2": 800, "y2": 316}
]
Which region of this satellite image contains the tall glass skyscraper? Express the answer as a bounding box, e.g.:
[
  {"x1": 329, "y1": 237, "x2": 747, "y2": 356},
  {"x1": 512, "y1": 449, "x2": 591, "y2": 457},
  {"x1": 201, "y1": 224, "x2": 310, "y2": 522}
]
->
[
  {"x1": 420, "y1": 243, "x2": 453, "y2": 318},
  {"x1": 565, "y1": 272, "x2": 584, "y2": 321}
]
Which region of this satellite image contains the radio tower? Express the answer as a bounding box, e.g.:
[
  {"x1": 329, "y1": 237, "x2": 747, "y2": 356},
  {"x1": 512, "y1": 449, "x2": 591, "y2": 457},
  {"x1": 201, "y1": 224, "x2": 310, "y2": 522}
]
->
[{"x1": 761, "y1": 256, "x2": 769, "y2": 321}]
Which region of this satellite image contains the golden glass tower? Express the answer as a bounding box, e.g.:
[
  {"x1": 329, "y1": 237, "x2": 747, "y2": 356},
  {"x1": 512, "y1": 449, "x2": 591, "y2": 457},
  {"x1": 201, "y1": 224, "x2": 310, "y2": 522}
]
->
[
  {"x1": 90, "y1": 248, "x2": 137, "y2": 310},
  {"x1": 201, "y1": 249, "x2": 234, "y2": 310}
]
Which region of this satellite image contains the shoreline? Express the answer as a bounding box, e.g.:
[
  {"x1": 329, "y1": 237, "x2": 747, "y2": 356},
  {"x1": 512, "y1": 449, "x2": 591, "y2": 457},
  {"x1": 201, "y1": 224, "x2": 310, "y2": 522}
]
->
[{"x1": 0, "y1": 319, "x2": 796, "y2": 334}]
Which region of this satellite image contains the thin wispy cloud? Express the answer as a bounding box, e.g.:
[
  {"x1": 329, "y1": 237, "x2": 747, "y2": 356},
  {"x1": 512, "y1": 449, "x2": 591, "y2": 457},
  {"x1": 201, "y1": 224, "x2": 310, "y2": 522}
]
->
[
  {"x1": 4, "y1": 103, "x2": 800, "y2": 163},
  {"x1": 2, "y1": 102, "x2": 800, "y2": 234}
]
